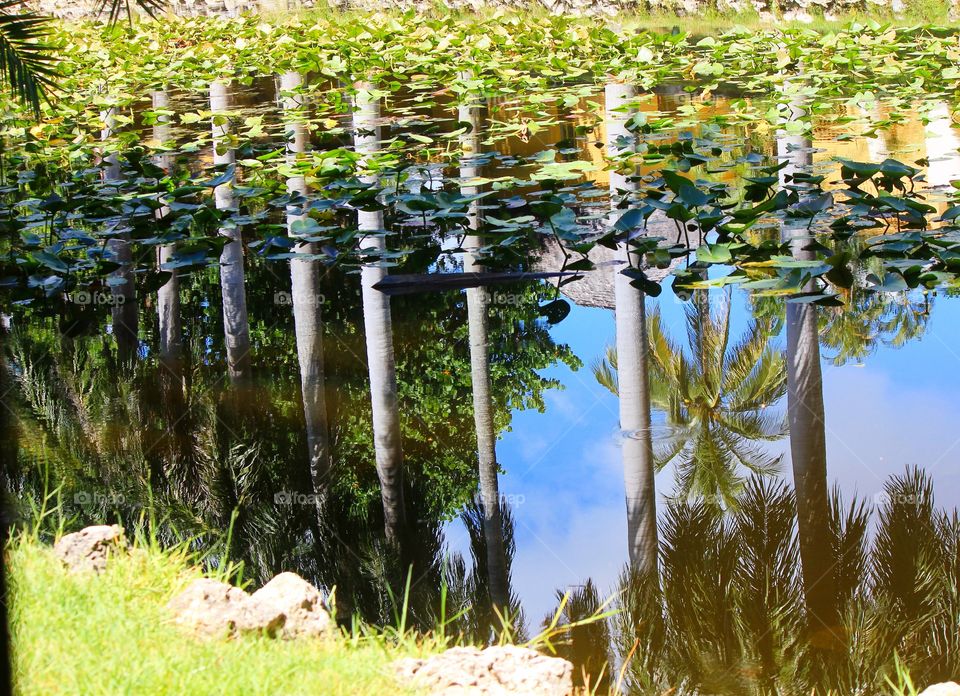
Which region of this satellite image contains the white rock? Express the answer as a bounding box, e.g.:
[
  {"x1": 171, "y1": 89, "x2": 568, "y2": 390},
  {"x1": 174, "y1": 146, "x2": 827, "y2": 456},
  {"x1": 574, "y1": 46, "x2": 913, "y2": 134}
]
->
[
  {"x1": 247, "y1": 571, "x2": 332, "y2": 638},
  {"x1": 394, "y1": 645, "x2": 573, "y2": 696},
  {"x1": 53, "y1": 525, "x2": 126, "y2": 573},
  {"x1": 167, "y1": 578, "x2": 261, "y2": 637},
  {"x1": 919, "y1": 683, "x2": 960, "y2": 696},
  {"x1": 167, "y1": 572, "x2": 331, "y2": 639}
]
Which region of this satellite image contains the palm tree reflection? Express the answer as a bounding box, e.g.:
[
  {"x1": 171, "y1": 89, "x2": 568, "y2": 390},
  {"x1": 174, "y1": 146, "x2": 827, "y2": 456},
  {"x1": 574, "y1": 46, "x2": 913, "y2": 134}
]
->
[
  {"x1": 281, "y1": 71, "x2": 332, "y2": 512},
  {"x1": 605, "y1": 81, "x2": 659, "y2": 575},
  {"x1": 210, "y1": 81, "x2": 251, "y2": 383},
  {"x1": 611, "y1": 469, "x2": 959, "y2": 694},
  {"x1": 594, "y1": 294, "x2": 787, "y2": 509}
]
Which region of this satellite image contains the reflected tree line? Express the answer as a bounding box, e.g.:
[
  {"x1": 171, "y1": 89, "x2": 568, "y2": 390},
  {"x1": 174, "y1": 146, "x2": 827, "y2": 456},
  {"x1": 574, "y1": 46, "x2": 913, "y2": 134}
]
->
[
  {"x1": 0, "y1": 72, "x2": 955, "y2": 694},
  {"x1": 554, "y1": 83, "x2": 958, "y2": 694},
  {"x1": 1, "y1": 74, "x2": 582, "y2": 638}
]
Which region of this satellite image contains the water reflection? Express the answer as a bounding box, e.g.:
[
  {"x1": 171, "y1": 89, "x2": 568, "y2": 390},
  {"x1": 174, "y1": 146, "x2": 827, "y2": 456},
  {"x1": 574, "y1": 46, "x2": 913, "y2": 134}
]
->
[
  {"x1": 153, "y1": 88, "x2": 183, "y2": 384},
  {"x1": 7, "y1": 73, "x2": 960, "y2": 694},
  {"x1": 779, "y1": 94, "x2": 839, "y2": 641},
  {"x1": 101, "y1": 107, "x2": 138, "y2": 362},
  {"x1": 353, "y1": 83, "x2": 406, "y2": 544},
  {"x1": 605, "y1": 82, "x2": 658, "y2": 575},
  {"x1": 281, "y1": 71, "x2": 331, "y2": 512},
  {"x1": 460, "y1": 87, "x2": 512, "y2": 619},
  {"x1": 598, "y1": 294, "x2": 789, "y2": 508},
  {"x1": 211, "y1": 81, "x2": 252, "y2": 383}
]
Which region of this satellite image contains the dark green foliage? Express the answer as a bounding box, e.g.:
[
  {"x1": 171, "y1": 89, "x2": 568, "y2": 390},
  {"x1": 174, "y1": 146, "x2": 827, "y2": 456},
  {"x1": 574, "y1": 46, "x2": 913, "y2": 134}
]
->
[{"x1": 612, "y1": 470, "x2": 960, "y2": 695}]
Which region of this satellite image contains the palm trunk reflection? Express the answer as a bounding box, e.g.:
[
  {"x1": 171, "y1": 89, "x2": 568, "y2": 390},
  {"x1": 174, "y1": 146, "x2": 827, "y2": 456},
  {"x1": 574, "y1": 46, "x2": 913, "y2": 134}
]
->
[
  {"x1": 778, "y1": 95, "x2": 839, "y2": 640},
  {"x1": 153, "y1": 89, "x2": 183, "y2": 387},
  {"x1": 459, "y1": 91, "x2": 511, "y2": 618},
  {"x1": 605, "y1": 82, "x2": 658, "y2": 576},
  {"x1": 210, "y1": 81, "x2": 251, "y2": 383},
  {"x1": 101, "y1": 107, "x2": 138, "y2": 363},
  {"x1": 353, "y1": 83, "x2": 406, "y2": 545},
  {"x1": 282, "y1": 72, "x2": 332, "y2": 507}
]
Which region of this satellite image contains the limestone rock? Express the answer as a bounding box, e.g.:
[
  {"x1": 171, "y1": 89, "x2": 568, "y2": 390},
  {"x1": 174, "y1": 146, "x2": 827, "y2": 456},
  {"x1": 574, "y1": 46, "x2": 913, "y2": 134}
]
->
[
  {"x1": 247, "y1": 571, "x2": 332, "y2": 638},
  {"x1": 919, "y1": 683, "x2": 960, "y2": 696},
  {"x1": 167, "y1": 572, "x2": 330, "y2": 639},
  {"x1": 53, "y1": 524, "x2": 126, "y2": 573},
  {"x1": 167, "y1": 578, "x2": 257, "y2": 637},
  {"x1": 394, "y1": 645, "x2": 573, "y2": 696}
]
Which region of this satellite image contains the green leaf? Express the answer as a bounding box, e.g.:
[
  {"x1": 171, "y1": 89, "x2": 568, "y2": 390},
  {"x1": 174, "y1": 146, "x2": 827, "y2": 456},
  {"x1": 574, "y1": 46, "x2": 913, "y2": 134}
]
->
[
  {"x1": 0, "y1": 5, "x2": 57, "y2": 114},
  {"x1": 32, "y1": 250, "x2": 68, "y2": 273},
  {"x1": 537, "y1": 298, "x2": 570, "y2": 324},
  {"x1": 204, "y1": 164, "x2": 236, "y2": 188},
  {"x1": 678, "y1": 184, "x2": 710, "y2": 207},
  {"x1": 866, "y1": 271, "x2": 909, "y2": 293},
  {"x1": 614, "y1": 208, "x2": 646, "y2": 232},
  {"x1": 695, "y1": 243, "x2": 732, "y2": 264}
]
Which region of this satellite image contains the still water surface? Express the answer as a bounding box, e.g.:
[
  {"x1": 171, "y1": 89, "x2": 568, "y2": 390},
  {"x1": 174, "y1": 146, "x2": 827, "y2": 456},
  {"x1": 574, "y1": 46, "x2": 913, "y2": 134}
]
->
[{"x1": 6, "y1": 75, "x2": 960, "y2": 692}]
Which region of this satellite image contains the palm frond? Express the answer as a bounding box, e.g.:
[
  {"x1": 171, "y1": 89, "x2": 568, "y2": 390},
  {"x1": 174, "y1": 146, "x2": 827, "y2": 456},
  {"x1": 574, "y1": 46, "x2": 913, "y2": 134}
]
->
[
  {"x1": 691, "y1": 429, "x2": 743, "y2": 508},
  {"x1": 647, "y1": 307, "x2": 686, "y2": 386},
  {"x1": 95, "y1": 0, "x2": 164, "y2": 25},
  {"x1": 590, "y1": 345, "x2": 618, "y2": 396},
  {"x1": 715, "y1": 409, "x2": 788, "y2": 442},
  {"x1": 685, "y1": 289, "x2": 731, "y2": 397},
  {"x1": 542, "y1": 579, "x2": 613, "y2": 690},
  {"x1": 614, "y1": 564, "x2": 667, "y2": 693},
  {"x1": 828, "y1": 485, "x2": 869, "y2": 611},
  {"x1": 733, "y1": 476, "x2": 804, "y2": 686},
  {"x1": 660, "y1": 496, "x2": 743, "y2": 689},
  {"x1": 716, "y1": 428, "x2": 783, "y2": 478},
  {"x1": 0, "y1": 3, "x2": 57, "y2": 113},
  {"x1": 724, "y1": 320, "x2": 787, "y2": 412},
  {"x1": 653, "y1": 427, "x2": 690, "y2": 472}
]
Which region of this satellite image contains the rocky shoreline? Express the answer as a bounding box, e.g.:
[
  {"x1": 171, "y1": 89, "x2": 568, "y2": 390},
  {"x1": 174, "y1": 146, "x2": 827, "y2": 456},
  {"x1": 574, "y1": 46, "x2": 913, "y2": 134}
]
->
[
  {"x1": 48, "y1": 525, "x2": 960, "y2": 695},
  {"x1": 51, "y1": 524, "x2": 575, "y2": 695}
]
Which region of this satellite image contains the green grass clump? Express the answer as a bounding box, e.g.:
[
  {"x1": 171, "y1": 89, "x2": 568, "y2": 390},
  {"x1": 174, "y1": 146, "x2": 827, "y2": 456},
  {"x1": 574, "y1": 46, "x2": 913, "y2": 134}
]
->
[{"x1": 7, "y1": 533, "x2": 427, "y2": 695}]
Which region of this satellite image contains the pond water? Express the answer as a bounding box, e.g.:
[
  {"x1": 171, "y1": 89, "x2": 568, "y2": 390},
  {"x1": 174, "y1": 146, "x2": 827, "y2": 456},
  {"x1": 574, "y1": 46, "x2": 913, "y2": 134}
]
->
[{"x1": 6, "y1": 72, "x2": 960, "y2": 692}]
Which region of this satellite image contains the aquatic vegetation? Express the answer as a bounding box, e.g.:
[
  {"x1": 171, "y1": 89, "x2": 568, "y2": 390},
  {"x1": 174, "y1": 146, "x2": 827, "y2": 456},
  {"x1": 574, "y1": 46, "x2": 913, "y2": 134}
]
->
[{"x1": 4, "y1": 15, "x2": 960, "y2": 313}]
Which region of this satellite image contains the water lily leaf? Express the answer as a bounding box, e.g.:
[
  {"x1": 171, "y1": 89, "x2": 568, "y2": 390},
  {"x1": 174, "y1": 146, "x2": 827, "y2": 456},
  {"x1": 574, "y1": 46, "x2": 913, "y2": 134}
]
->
[
  {"x1": 788, "y1": 292, "x2": 844, "y2": 306},
  {"x1": 939, "y1": 205, "x2": 960, "y2": 222},
  {"x1": 621, "y1": 266, "x2": 662, "y2": 296},
  {"x1": 614, "y1": 208, "x2": 646, "y2": 232},
  {"x1": 678, "y1": 184, "x2": 710, "y2": 207},
  {"x1": 695, "y1": 243, "x2": 732, "y2": 264},
  {"x1": 161, "y1": 251, "x2": 211, "y2": 270},
  {"x1": 32, "y1": 251, "x2": 68, "y2": 273},
  {"x1": 537, "y1": 298, "x2": 570, "y2": 324},
  {"x1": 866, "y1": 271, "x2": 909, "y2": 293},
  {"x1": 204, "y1": 164, "x2": 236, "y2": 188},
  {"x1": 790, "y1": 192, "x2": 833, "y2": 217}
]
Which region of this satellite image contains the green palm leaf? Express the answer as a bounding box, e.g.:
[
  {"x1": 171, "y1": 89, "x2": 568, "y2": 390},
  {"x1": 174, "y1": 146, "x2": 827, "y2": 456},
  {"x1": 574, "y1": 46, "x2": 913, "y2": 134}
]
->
[
  {"x1": 596, "y1": 293, "x2": 788, "y2": 508},
  {"x1": 0, "y1": 2, "x2": 57, "y2": 113},
  {"x1": 0, "y1": 0, "x2": 168, "y2": 113},
  {"x1": 590, "y1": 345, "x2": 618, "y2": 396}
]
